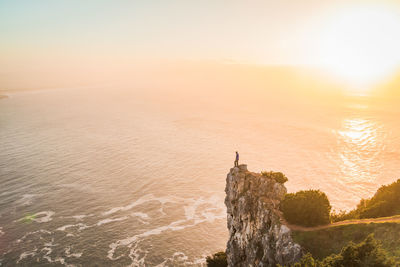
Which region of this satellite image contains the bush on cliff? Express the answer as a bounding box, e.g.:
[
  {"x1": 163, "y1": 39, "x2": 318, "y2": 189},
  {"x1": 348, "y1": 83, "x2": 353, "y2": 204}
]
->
[
  {"x1": 261, "y1": 171, "x2": 288, "y2": 184},
  {"x1": 281, "y1": 190, "x2": 331, "y2": 227},
  {"x1": 206, "y1": 251, "x2": 227, "y2": 267},
  {"x1": 289, "y1": 234, "x2": 395, "y2": 267}
]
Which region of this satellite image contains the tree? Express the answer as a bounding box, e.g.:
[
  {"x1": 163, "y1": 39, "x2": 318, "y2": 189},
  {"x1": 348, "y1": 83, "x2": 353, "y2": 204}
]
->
[
  {"x1": 281, "y1": 190, "x2": 331, "y2": 227},
  {"x1": 289, "y1": 235, "x2": 396, "y2": 267},
  {"x1": 321, "y1": 234, "x2": 394, "y2": 267}
]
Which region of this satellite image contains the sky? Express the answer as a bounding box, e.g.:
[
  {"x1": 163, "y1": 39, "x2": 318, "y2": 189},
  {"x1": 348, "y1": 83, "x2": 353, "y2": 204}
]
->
[
  {"x1": 0, "y1": 0, "x2": 331, "y2": 64},
  {"x1": 1, "y1": 0, "x2": 400, "y2": 89}
]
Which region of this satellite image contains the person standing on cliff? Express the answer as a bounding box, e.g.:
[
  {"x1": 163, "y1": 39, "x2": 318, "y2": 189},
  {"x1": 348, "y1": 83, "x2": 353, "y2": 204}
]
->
[{"x1": 234, "y1": 151, "x2": 239, "y2": 167}]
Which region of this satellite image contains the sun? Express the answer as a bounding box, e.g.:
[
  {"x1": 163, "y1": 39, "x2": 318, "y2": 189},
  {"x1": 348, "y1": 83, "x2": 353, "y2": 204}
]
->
[{"x1": 316, "y1": 4, "x2": 400, "y2": 89}]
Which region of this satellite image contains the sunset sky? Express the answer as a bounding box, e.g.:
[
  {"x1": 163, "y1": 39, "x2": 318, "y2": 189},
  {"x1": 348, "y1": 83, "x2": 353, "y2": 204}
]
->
[{"x1": 1, "y1": 0, "x2": 400, "y2": 89}]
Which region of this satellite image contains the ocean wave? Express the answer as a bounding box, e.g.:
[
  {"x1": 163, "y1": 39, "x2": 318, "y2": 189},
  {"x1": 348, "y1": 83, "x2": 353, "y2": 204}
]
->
[
  {"x1": 14, "y1": 231, "x2": 80, "y2": 266},
  {"x1": 71, "y1": 214, "x2": 94, "y2": 221},
  {"x1": 16, "y1": 194, "x2": 38, "y2": 206},
  {"x1": 65, "y1": 246, "x2": 83, "y2": 258},
  {"x1": 17, "y1": 249, "x2": 38, "y2": 263},
  {"x1": 97, "y1": 216, "x2": 129, "y2": 226},
  {"x1": 107, "y1": 194, "x2": 225, "y2": 263},
  {"x1": 16, "y1": 229, "x2": 52, "y2": 243},
  {"x1": 130, "y1": 212, "x2": 149, "y2": 220},
  {"x1": 16, "y1": 211, "x2": 55, "y2": 223},
  {"x1": 102, "y1": 194, "x2": 176, "y2": 216},
  {"x1": 41, "y1": 246, "x2": 69, "y2": 266},
  {"x1": 155, "y1": 252, "x2": 206, "y2": 267},
  {"x1": 56, "y1": 223, "x2": 90, "y2": 232},
  {"x1": 33, "y1": 211, "x2": 55, "y2": 223}
]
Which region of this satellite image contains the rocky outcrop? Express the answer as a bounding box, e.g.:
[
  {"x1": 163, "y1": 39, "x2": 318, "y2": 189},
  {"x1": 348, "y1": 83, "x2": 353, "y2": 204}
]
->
[{"x1": 225, "y1": 164, "x2": 302, "y2": 266}]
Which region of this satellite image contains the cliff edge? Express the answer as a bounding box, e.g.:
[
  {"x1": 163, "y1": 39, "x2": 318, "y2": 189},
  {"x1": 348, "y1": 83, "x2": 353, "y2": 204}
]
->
[{"x1": 225, "y1": 164, "x2": 302, "y2": 266}]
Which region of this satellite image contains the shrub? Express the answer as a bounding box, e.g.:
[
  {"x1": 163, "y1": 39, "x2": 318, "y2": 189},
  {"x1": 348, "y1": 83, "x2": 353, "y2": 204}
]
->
[
  {"x1": 291, "y1": 253, "x2": 318, "y2": 267},
  {"x1": 281, "y1": 190, "x2": 331, "y2": 227},
  {"x1": 321, "y1": 234, "x2": 395, "y2": 267},
  {"x1": 358, "y1": 179, "x2": 400, "y2": 219},
  {"x1": 261, "y1": 171, "x2": 288, "y2": 184},
  {"x1": 333, "y1": 179, "x2": 400, "y2": 221},
  {"x1": 289, "y1": 235, "x2": 396, "y2": 267},
  {"x1": 206, "y1": 251, "x2": 227, "y2": 267},
  {"x1": 330, "y1": 209, "x2": 358, "y2": 223}
]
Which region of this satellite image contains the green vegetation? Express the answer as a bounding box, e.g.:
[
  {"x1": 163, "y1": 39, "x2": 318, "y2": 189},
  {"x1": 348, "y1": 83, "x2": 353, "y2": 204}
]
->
[
  {"x1": 321, "y1": 234, "x2": 394, "y2": 267},
  {"x1": 281, "y1": 190, "x2": 331, "y2": 227},
  {"x1": 261, "y1": 171, "x2": 288, "y2": 184},
  {"x1": 332, "y1": 179, "x2": 400, "y2": 222},
  {"x1": 292, "y1": 223, "x2": 400, "y2": 263},
  {"x1": 207, "y1": 175, "x2": 400, "y2": 266},
  {"x1": 21, "y1": 213, "x2": 36, "y2": 223},
  {"x1": 206, "y1": 251, "x2": 227, "y2": 267},
  {"x1": 207, "y1": 227, "x2": 400, "y2": 267},
  {"x1": 290, "y1": 234, "x2": 396, "y2": 267}
]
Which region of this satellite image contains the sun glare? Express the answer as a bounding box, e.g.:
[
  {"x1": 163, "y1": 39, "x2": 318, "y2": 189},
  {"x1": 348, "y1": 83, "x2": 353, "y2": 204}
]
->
[{"x1": 316, "y1": 5, "x2": 400, "y2": 89}]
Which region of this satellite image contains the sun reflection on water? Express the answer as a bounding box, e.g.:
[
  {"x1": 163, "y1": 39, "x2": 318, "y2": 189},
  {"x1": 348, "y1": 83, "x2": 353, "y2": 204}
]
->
[{"x1": 336, "y1": 117, "x2": 385, "y2": 184}]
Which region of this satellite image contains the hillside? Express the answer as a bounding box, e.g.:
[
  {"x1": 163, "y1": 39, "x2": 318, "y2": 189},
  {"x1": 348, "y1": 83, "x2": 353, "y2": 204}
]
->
[
  {"x1": 292, "y1": 222, "x2": 400, "y2": 262},
  {"x1": 208, "y1": 165, "x2": 400, "y2": 266}
]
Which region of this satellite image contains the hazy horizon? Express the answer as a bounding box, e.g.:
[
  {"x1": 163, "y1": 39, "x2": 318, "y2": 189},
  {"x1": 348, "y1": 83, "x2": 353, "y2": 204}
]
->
[{"x1": 2, "y1": 0, "x2": 400, "y2": 93}]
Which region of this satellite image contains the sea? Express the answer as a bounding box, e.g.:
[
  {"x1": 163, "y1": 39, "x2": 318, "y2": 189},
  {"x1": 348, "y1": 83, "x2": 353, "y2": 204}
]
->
[{"x1": 1, "y1": 85, "x2": 399, "y2": 266}]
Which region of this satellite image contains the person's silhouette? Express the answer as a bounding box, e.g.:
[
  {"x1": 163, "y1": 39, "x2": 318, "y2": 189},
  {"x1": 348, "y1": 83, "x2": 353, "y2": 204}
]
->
[{"x1": 234, "y1": 151, "x2": 239, "y2": 167}]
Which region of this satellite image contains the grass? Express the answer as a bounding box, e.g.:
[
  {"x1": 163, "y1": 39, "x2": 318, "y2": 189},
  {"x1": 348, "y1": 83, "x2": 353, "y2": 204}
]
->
[{"x1": 292, "y1": 222, "x2": 400, "y2": 262}]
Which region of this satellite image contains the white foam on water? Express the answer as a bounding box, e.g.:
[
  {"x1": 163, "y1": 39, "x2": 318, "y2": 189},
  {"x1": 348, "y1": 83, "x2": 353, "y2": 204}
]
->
[
  {"x1": 16, "y1": 194, "x2": 37, "y2": 206},
  {"x1": 0, "y1": 227, "x2": 4, "y2": 236},
  {"x1": 16, "y1": 229, "x2": 52, "y2": 243},
  {"x1": 103, "y1": 194, "x2": 179, "y2": 216},
  {"x1": 44, "y1": 239, "x2": 58, "y2": 247},
  {"x1": 131, "y1": 212, "x2": 149, "y2": 220},
  {"x1": 65, "y1": 247, "x2": 83, "y2": 258},
  {"x1": 34, "y1": 211, "x2": 55, "y2": 223},
  {"x1": 96, "y1": 216, "x2": 129, "y2": 226},
  {"x1": 184, "y1": 204, "x2": 196, "y2": 220},
  {"x1": 42, "y1": 246, "x2": 53, "y2": 262},
  {"x1": 56, "y1": 223, "x2": 90, "y2": 232},
  {"x1": 107, "y1": 218, "x2": 187, "y2": 260},
  {"x1": 42, "y1": 247, "x2": 68, "y2": 265},
  {"x1": 71, "y1": 214, "x2": 94, "y2": 221},
  {"x1": 13, "y1": 229, "x2": 78, "y2": 266},
  {"x1": 42, "y1": 243, "x2": 78, "y2": 266},
  {"x1": 17, "y1": 249, "x2": 37, "y2": 263},
  {"x1": 18, "y1": 211, "x2": 55, "y2": 223},
  {"x1": 158, "y1": 207, "x2": 167, "y2": 216},
  {"x1": 183, "y1": 195, "x2": 225, "y2": 222},
  {"x1": 103, "y1": 194, "x2": 155, "y2": 215},
  {"x1": 127, "y1": 242, "x2": 147, "y2": 266},
  {"x1": 107, "y1": 194, "x2": 226, "y2": 263},
  {"x1": 138, "y1": 218, "x2": 150, "y2": 225},
  {"x1": 154, "y1": 251, "x2": 206, "y2": 267}
]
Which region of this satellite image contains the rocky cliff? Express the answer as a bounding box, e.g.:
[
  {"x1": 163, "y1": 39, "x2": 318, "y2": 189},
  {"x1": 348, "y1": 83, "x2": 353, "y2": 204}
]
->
[{"x1": 225, "y1": 164, "x2": 302, "y2": 266}]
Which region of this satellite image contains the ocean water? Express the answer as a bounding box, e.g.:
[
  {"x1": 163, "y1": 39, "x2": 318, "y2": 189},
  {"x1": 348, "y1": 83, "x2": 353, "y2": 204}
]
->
[{"x1": 0, "y1": 86, "x2": 399, "y2": 266}]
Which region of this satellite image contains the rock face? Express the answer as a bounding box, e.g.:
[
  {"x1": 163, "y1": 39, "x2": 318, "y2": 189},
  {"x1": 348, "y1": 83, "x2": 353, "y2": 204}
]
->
[{"x1": 225, "y1": 164, "x2": 302, "y2": 266}]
